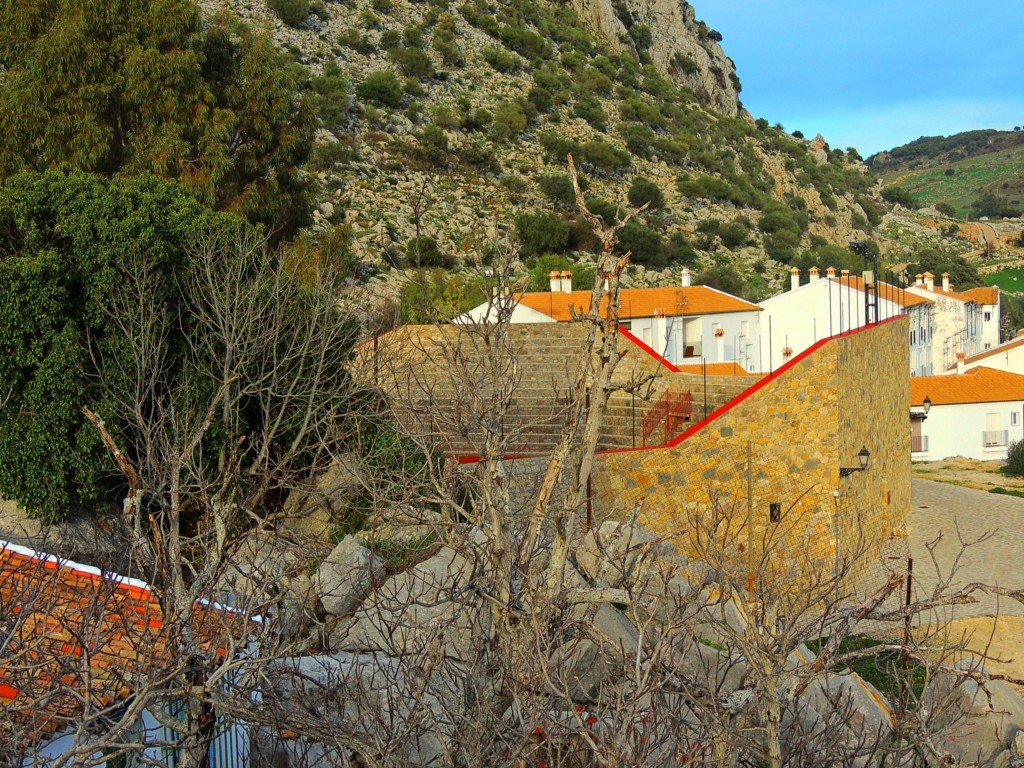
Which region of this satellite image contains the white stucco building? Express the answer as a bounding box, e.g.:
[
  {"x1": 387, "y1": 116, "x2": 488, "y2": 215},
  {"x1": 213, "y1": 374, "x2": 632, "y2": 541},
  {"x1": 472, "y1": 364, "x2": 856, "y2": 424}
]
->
[
  {"x1": 758, "y1": 267, "x2": 934, "y2": 376},
  {"x1": 960, "y1": 286, "x2": 1002, "y2": 350},
  {"x1": 906, "y1": 272, "x2": 984, "y2": 372},
  {"x1": 909, "y1": 367, "x2": 1024, "y2": 461},
  {"x1": 946, "y1": 333, "x2": 1024, "y2": 376},
  {"x1": 460, "y1": 270, "x2": 764, "y2": 369}
]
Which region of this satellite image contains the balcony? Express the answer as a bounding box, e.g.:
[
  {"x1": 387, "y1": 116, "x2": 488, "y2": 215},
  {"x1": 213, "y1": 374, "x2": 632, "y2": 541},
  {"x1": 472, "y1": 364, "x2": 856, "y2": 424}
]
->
[
  {"x1": 983, "y1": 430, "x2": 1009, "y2": 448},
  {"x1": 911, "y1": 435, "x2": 928, "y2": 453}
]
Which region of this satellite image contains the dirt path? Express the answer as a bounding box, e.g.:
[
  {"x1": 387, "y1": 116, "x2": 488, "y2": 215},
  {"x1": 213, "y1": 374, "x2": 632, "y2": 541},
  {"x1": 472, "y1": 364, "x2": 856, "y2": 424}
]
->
[{"x1": 912, "y1": 457, "x2": 1024, "y2": 493}]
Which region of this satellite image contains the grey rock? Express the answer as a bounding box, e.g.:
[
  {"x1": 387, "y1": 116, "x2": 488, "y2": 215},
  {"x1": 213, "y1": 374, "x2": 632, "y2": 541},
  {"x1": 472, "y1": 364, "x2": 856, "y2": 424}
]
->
[
  {"x1": 314, "y1": 535, "x2": 385, "y2": 617},
  {"x1": 577, "y1": 520, "x2": 674, "y2": 589}
]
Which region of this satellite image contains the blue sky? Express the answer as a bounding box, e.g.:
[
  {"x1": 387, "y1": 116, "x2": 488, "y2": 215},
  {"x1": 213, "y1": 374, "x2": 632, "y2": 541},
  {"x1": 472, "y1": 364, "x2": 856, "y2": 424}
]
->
[{"x1": 695, "y1": 1, "x2": 1024, "y2": 156}]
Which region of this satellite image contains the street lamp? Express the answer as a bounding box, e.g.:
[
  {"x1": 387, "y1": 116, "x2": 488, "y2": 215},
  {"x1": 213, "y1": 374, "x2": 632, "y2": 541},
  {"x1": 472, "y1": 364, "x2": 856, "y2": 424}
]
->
[
  {"x1": 839, "y1": 446, "x2": 871, "y2": 477},
  {"x1": 923, "y1": 395, "x2": 932, "y2": 416}
]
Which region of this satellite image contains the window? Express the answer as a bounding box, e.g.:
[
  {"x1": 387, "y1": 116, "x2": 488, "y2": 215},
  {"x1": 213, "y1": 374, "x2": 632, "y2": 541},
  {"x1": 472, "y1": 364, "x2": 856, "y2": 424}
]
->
[
  {"x1": 984, "y1": 311, "x2": 992, "y2": 322},
  {"x1": 1013, "y1": 412, "x2": 1020, "y2": 427},
  {"x1": 910, "y1": 330, "x2": 916, "y2": 345},
  {"x1": 740, "y1": 320, "x2": 750, "y2": 338}
]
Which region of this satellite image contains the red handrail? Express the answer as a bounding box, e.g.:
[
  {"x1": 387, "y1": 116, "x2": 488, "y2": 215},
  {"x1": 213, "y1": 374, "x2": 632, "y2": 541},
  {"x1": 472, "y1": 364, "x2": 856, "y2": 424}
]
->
[{"x1": 641, "y1": 390, "x2": 692, "y2": 447}]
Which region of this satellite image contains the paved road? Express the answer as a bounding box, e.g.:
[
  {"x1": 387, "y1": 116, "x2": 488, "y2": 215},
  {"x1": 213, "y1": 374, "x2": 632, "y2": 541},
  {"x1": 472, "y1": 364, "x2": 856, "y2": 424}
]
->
[{"x1": 904, "y1": 478, "x2": 1024, "y2": 617}]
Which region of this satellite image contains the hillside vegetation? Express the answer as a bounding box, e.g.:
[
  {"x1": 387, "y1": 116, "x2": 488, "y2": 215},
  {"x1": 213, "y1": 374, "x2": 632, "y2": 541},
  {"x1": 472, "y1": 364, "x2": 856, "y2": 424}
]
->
[{"x1": 870, "y1": 129, "x2": 1024, "y2": 219}]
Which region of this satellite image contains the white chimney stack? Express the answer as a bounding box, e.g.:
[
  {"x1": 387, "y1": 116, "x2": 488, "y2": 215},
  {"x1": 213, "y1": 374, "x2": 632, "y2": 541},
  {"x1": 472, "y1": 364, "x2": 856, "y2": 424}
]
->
[
  {"x1": 790, "y1": 267, "x2": 800, "y2": 291},
  {"x1": 826, "y1": 266, "x2": 836, "y2": 279},
  {"x1": 840, "y1": 269, "x2": 850, "y2": 279},
  {"x1": 942, "y1": 272, "x2": 950, "y2": 292},
  {"x1": 681, "y1": 267, "x2": 692, "y2": 287},
  {"x1": 809, "y1": 266, "x2": 820, "y2": 283},
  {"x1": 956, "y1": 351, "x2": 965, "y2": 374},
  {"x1": 924, "y1": 272, "x2": 934, "y2": 291},
  {"x1": 549, "y1": 271, "x2": 560, "y2": 293},
  {"x1": 559, "y1": 270, "x2": 572, "y2": 293},
  {"x1": 915, "y1": 273, "x2": 923, "y2": 287}
]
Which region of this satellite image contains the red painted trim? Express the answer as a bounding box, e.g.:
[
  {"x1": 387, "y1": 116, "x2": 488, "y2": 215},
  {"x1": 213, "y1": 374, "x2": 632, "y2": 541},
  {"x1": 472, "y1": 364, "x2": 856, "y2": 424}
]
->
[
  {"x1": 616, "y1": 325, "x2": 679, "y2": 372},
  {"x1": 598, "y1": 317, "x2": 906, "y2": 456}
]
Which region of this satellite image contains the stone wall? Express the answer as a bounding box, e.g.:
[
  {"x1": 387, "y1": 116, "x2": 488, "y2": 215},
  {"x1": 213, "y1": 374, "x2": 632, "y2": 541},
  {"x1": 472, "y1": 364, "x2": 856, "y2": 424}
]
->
[{"x1": 592, "y1": 318, "x2": 910, "y2": 588}]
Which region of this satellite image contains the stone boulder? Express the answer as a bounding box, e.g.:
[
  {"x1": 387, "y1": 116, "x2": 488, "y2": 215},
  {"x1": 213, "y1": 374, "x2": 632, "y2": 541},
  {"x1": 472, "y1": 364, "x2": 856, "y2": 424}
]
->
[
  {"x1": 330, "y1": 546, "x2": 479, "y2": 659},
  {"x1": 576, "y1": 520, "x2": 675, "y2": 589},
  {"x1": 313, "y1": 535, "x2": 386, "y2": 618}
]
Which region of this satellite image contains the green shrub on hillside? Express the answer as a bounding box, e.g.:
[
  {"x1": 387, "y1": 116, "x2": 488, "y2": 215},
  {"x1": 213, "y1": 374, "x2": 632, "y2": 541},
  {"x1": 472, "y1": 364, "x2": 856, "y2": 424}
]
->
[
  {"x1": 406, "y1": 236, "x2": 454, "y2": 268},
  {"x1": 539, "y1": 174, "x2": 579, "y2": 210},
  {"x1": 356, "y1": 71, "x2": 404, "y2": 107},
  {"x1": 627, "y1": 177, "x2": 665, "y2": 210},
  {"x1": 388, "y1": 47, "x2": 433, "y2": 78},
  {"x1": 616, "y1": 220, "x2": 664, "y2": 267},
  {"x1": 268, "y1": 0, "x2": 309, "y2": 26},
  {"x1": 482, "y1": 46, "x2": 519, "y2": 73},
  {"x1": 515, "y1": 211, "x2": 570, "y2": 256},
  {"x1": 881, "y1": 185, "x2": 919, "y2": 209},
  {"x1": 580, "y1": 140, "x2": 630, "y2": 175}
]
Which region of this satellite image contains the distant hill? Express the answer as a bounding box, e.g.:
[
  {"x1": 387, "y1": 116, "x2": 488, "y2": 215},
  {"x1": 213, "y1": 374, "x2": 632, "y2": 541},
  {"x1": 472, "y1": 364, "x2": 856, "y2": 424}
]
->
[{"x1": 868, "y1": 129, "x2": 1024, "y2": 217}]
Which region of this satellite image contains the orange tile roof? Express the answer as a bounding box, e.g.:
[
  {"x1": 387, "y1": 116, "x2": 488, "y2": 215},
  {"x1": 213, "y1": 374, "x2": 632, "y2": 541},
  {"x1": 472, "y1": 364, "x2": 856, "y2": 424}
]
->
[
  {"x1": 955, "y1": 335, "x2": 1024, "y2": 367},
  {"x1": 834, "y1": 276, "x2": 933, "y2": 308},
  {"x1": 515, "y1": 286, "x2": 759, "y2": 322},
  {"x1": 960, "y1": 286, "x2": 1000, "y2": 305},
  {"x1": 910, "y1": 366, "x2": 1024, "y2": 406},
  {"x1": 908, "y1": 283, "x2": 980, "y2": 304},
  {"x1": 674, "y1": 362, "x2": 761, "y2": 377},
  {"x1": 0, "y1": 542, "x2": 248, "y2": 746}
]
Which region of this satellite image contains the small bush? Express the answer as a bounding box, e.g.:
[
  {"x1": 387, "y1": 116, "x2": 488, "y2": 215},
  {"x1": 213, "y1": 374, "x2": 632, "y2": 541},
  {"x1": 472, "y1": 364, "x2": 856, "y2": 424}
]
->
[
  {"x1": 627, "y1": 177, "x2": 664, "y2": 210},
  {"x1": 388, "y1": 47, "x2": 434, "y2": 78},
  {"x1": 515, "y1": 211, "x2": 570, "y2": 257},
  {"x1": 1006, "y1": 439, "x2": 1024, "y2": 477},
  {"x1": 539, "y1": 174, "x2": 578, "y2": 210},
  {"x1": 406, "y1": 236, "x2": 454, "y2": 268},
  {"x1": 356, "y1": 71, "x2": 404, "y2": 107},
  {"x1": 268, "y1": 0, "x2": 309, "y2": 26},
  {"x1": 482, "y1": 46, "x2": 519, "y2": 73}
]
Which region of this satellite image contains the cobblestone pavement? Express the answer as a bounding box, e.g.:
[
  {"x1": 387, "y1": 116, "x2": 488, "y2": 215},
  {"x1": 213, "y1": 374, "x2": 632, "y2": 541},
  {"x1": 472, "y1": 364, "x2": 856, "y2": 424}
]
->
[{"x1": 901, "y1": 478, "x2": 1024, "y2": 618}]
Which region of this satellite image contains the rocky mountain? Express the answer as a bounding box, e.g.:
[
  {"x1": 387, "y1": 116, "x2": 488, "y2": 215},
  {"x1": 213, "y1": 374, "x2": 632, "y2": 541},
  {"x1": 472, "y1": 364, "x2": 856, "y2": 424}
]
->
[{"x1": 201, "y1": 0, "x2": 884, "y2": 301}]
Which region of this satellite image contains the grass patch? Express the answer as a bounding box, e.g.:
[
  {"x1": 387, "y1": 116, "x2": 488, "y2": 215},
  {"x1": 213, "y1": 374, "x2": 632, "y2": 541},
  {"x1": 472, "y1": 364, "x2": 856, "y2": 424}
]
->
[
  {"x1": 990, "y1": 487, "x2": 1024, "y2": 499},
  {"x1": 804, "y1": 635, "x2": 925, "y2": 701},
  {"x1": 699, "y1": 637, "x2": 726, "y2": 652},
  {"x1": 986, "y1": 266, "x2": 1024, "y2": 294},
  {"x1": 367, "y1": 533, "x2": 441, "y2": 572}
]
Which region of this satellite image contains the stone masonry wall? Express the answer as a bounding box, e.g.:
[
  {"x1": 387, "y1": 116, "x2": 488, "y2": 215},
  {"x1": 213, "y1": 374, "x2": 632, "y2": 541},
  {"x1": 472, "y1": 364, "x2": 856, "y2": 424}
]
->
[{"x1": 592, "y1": 317, "x2": 910, "y2": 589}]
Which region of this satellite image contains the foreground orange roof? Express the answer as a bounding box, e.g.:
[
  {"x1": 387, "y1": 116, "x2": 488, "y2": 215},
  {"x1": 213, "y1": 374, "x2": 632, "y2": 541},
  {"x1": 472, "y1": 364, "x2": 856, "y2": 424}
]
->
[
  {"x1": 0, "y1": 541, "x2": 249, "y2": 746},
  {"x1": 960, "y1": 286, "x2": 999, "y2": 305},
  {"x1": 834, "y1": 276, "x2": 933, "y2": 309},
  {"x1": 910, "y1": 366, "x2": 1024, "y2": 406},
  {"x1": 515, "y1": 286, "x2": 759, "y2": 322}
]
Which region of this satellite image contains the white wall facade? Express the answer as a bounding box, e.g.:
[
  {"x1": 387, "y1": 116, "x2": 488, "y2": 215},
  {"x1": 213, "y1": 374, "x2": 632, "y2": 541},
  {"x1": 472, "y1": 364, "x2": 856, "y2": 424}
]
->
[
  {"x1": 626, "y1": 310, "x2": 763, "y2": 369},
  {"x1": 906, "y1": 287, "x2": 983, "y2": 371},
  {"x1": 457, "y1": 298, "x2": 555, "y2": 324},
  {"x1": 912, "y1": 400, "x2": 1024, "y2": 461},
  {"x1": 960, "y1": 339, "x2": 1024, "y2": 376},
  {"x1": 980, "y1": 295, "x2": 1002, "y2": 349},
  {"x1": 759, "y1": 278, "x2": 931, "y2": 375}
]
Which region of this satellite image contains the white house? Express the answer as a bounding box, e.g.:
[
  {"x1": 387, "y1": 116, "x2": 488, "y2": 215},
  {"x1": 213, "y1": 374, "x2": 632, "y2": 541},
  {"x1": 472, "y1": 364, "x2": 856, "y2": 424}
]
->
[
  {"x1": 460, "y1": 270, "x2": 764, "y2": 369},
  {"x1": 906, "y1": 272, "x2": 984, "y2": 372},
  {"x1": 758, "y1": 266, "x2": 935, "y2": 376},
  {"x1": 946, "y1": 333, "x2": 1024, "y2": 376},
  {"x1": 909, "y1": 367, "x2": 1024, "y2": 461},
  {"x1": 960, "y1": 286, "x2": 1002, "y2": 349}
]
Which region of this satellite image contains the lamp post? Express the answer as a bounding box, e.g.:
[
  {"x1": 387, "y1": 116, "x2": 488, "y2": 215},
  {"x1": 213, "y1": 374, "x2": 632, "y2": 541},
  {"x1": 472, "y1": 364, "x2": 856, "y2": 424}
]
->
[
  {"x1": 850, "y1": 240, "x2": 879, "y2": 324},
  {"x1": 835, "y1": 446, "x2": 871, "y2": 594}
]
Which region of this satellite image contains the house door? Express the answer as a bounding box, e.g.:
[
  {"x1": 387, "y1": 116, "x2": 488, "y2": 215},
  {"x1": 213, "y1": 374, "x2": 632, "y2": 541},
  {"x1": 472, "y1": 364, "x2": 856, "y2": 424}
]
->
[{"x1": 910, "y1": 419, "x2": 924, "y2": 453}]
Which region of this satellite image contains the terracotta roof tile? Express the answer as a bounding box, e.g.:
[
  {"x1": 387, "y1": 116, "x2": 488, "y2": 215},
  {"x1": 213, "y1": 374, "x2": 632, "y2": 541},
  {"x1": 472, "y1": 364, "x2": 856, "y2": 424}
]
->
[
  {"x1": 834, "y1": 276, "x2": 933, "y2": 308},
  {"x1": 515, "y1": 286, "x2": 759, "y2": 322},
  {"x1": 674, "y1": 362, "x2": 762, "y2": 376},
  {"x1": 960, "y1": 286, "x2": 1000, "y2": 305},
  {"x1": 910, "y1": 366, "x2": 1024, "y2": 406},
  {"x1": 0, "y1": 542, "x2": 249, "y2": 747}
]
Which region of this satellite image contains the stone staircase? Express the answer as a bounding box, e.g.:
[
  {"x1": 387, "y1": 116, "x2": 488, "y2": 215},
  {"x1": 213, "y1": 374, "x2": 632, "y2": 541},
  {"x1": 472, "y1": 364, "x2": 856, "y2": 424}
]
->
[{"x1": 359, "y1": 323, "x2": 762, "y2": 456}]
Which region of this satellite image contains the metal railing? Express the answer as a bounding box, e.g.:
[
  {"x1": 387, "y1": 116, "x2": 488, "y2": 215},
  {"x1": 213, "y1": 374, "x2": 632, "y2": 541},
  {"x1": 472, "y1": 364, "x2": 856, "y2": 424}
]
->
[
  {"x1": 983, "y1": 430, "x2": 1008, "y2": 448},
  {"x1": 910, "y1": 435, "x2": 928, "y2": 453},
  {"x1": 641, "y1": 390, "x2": 692, "y2": 447}
]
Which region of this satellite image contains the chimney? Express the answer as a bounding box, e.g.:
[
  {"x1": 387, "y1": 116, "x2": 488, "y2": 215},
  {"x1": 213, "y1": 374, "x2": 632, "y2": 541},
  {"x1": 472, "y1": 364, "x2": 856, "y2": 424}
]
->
[
  {"x1": 840, "y1": 269, "x2": 850, "y2": 280},
  {"x1": 924, "y1": 272, "x2": 934, "y2": 291},
  {"x1": 956, "y1": 351, "x2": 965, "y2": 375},
  {"x1": 915, "y1": 273, "x2": 923, "y2": 287},
  {"x1": 790, "y1": 267, "x2": 800, "y2": 291},
  {"x1": 681, "y1": 267, "x2": 692, "y2": 287},
  {"x1": 809, "y1": 266, "x2": 820, "y2": 283},
  {"x1": 826, "y1": 266, "x2": 836, "y2": 279},
  {"x1": 942, "y1": 272, "x2": 950, "y2": 292},
  {"x1": 559, "y1": 270, "x2": 572, "y2": 293}
]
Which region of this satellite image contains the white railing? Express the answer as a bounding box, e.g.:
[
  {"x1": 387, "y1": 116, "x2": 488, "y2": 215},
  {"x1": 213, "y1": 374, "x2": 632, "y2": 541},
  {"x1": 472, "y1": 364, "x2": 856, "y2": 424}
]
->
[{"x1": 983, "y1": 430, "x2": 1008, "y2": 448}]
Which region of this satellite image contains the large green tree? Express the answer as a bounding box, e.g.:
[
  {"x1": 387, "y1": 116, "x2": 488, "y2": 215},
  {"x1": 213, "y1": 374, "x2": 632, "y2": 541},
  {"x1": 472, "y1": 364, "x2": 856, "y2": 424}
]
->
[
  {"x1": 0, "y1": 0, "x2": 318, "y2": 238},
  {"x1": 0, "y1": 172, "x2": 358, "y2": 522}
]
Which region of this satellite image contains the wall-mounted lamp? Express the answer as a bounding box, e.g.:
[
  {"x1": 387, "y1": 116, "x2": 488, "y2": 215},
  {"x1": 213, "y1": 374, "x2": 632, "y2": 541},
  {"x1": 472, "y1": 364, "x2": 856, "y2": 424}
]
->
[
  {"x1": 839, "y1": 446, "x2": 870, "y2": 477},
  {"x1": 911, "y1": 395, "x2": 931, "y2": 421},
  {"x1": 922, "y1": 395, "x2": 931, "y2": 415}
]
